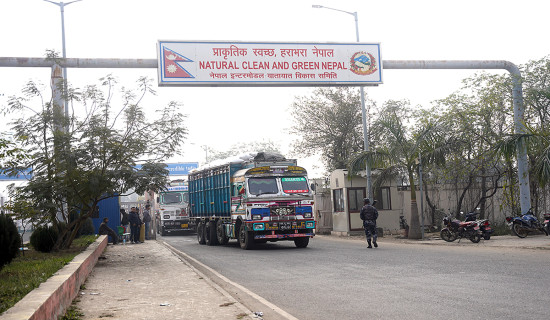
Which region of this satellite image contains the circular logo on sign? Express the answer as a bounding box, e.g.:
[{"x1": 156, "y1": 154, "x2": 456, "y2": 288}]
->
[{"x1": 350, "y1": 52, "x2": 378, "y2": 75}]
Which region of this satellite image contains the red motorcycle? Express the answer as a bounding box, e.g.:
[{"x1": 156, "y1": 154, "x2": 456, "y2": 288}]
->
[
  {"x1": 440, "y1": 214, "x2": 482, "y2": 243},
  {"x1": 464, "y1": 210, "x2": 493, "y2": 240}
]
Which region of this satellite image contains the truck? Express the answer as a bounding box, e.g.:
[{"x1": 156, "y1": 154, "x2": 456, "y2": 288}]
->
[
  {"x1": 157, "y1": 182, "x2": 194, "y2": 236},
  {"x1": 188, "y1": 152, "x2": 315, "y2": 249}
]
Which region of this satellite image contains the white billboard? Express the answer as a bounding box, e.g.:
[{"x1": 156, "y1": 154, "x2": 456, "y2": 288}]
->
[{"x1": 157, "y1": 40, "x2": 382, "y2": 86}]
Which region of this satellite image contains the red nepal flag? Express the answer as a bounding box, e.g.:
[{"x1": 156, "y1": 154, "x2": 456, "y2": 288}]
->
[{"x1": 163, "y1": 47, "x2": 194, "y2": 78}]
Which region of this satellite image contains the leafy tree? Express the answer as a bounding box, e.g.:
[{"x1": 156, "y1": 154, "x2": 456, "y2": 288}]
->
[
  {"x1": 289, "y1": 87, "x2": 365, "y2": 172},
  {"x1": 431, "y1": 72, "x2": 513, "y2": 218},
  {"x1": 2, "y1": 69, "x2": 187, "y2": 249}
]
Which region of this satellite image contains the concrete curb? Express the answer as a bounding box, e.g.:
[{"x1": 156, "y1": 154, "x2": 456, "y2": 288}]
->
[
  {"x1": 161, "y1": 241, "x2": 296, "y2": 320},
  {"x1": 1, "y1": 235, "x2": 108, "y2": 320}
]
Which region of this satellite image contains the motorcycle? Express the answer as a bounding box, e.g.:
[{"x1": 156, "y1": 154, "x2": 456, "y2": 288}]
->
[
  {"x1": 440, "y1": 214, "x2": 482, "y2": 243},
  {"x1": 464, "y1": 209, "x2": 493, "y2": 240},
  {"x1": 505, "y1": 208, "x2": 549, "y2": 238}
]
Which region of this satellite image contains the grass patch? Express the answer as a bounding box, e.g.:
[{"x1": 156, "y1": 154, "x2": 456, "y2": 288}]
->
[
  {"x1": 0, "y1": 235, "x2": 97, "y2": 314},
  {"x1": 60, "y1": 305, "x2": 84, "y2": 320},
  {"x1": 491, "y1": 221, "x2": 511, "y2": 236}
]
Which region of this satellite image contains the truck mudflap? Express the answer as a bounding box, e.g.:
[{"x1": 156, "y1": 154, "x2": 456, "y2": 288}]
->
[{"x1": 254, "y1": 232, "x2": 315, "y2": 240}]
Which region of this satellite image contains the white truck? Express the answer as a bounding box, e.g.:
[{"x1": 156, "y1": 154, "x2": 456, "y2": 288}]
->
[{"x1": 157, "y1": 183, "x2": 193, "y2": 236}]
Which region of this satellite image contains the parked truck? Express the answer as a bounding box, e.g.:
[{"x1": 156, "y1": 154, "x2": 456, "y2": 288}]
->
[
  {"x1": 157, "y1": 181, "x2": 193, "y2": 236},
  {"x1": 188, "y1": 152, "x2": 315, "y2": 249}
]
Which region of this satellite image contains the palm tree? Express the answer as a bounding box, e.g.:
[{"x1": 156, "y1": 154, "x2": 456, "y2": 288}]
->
[
  {"x1": 349, "y1": 100, "x2": 448, "y2": 239},
  {"x1": 495, "y1": 126, "x2": 550, "y2": 213}
]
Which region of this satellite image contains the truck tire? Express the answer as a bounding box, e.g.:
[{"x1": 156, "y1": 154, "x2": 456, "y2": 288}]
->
[
  {"x1": 205, "y1": 220, "x2": 219, "y2": 246},
  {"x1": 239, "y1": 224, "x2": 254, "y2": 250},
  {"x1": 294, "y1": 237, "x2": 309, "y2": 248},
  {"x1": 161, "y1": 227, "x2": 166, "y2": 237},
  {"x1": 216, "y1": 220, "x2": 229, "y2": 245},
  {"x1": 197, "y1": 222, "x2": 206, "y2": 244}
]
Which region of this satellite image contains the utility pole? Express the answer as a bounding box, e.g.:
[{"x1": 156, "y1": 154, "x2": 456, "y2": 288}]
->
[
  {"x1": 43, "y1": 0, "x2": 83, "y2": 118},
  {"x1": 312, "y1": 4, "x2": 373, "y2": 199}
]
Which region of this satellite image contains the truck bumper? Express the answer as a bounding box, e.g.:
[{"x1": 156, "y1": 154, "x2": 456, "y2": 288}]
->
[
  {"x1": 162, "y1": 221, "x2": 194, "y2": 230},
  {"x1": 254, "y1": 232, "x2": 315, "y2": 240}
]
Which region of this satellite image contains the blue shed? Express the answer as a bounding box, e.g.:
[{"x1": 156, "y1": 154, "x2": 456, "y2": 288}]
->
[{"x1": 91, "y1": 196, "x2": 121, "y2": 237}]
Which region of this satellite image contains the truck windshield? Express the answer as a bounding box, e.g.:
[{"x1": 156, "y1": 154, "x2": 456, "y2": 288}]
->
[
  {"x1": 248, "y1": 177, "x2": 278, "y2": 195},
  {"x1": 161, "y1": 192, "x2": 184, "y2": 204},
  {"x1": 281, "y1": 177, "x2": 309, "y2": 193}
]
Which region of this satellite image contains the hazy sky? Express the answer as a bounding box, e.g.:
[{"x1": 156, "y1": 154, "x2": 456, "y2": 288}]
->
[{"x1": 1, "y1": 0, "x2": 549, "y2": 179}]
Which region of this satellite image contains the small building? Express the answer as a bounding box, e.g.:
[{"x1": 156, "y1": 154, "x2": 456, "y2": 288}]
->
[{"x1": 327, "y1": 169, "x2": 402, "y2": 236}]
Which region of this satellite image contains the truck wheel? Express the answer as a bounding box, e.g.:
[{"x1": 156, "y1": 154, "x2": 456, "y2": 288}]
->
[
  {"x1": 197, "y1": 222, "x2": 206, "y2": 244},
  {"x1": 294, "y1": 237, "x2": 309, "y2": 248},
  {"x1": 161, "y1": 227, "x2": 166, "y2": 237},
  {"x1": 216, "y1": 220, "x2": 229, "y2": 245},
  {"x1": 239, "y1": 224, "x2": 254, "y2": 250},
  {"x1": 205, "y1": 220, "x2": 219, "y2": 246}
]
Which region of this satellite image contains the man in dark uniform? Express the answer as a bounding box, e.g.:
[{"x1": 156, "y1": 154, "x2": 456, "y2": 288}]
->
[
  {"x1": 128, "y1": 207, "x2": 142, "y2": 244},
  {"x1": 359, "y1": 198, "x2": 379, "y2": 248}
]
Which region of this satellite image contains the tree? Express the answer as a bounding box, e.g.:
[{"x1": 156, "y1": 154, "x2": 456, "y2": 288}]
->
[
  {"x1": 2, "y1": 71, "x2": 187, "y2": 249},
  {"x1": 289, "y1": 87, "x2": 365, "y2": 172},
  {"x1": 349, "y1": 100, "x2": 449, "y2": 239},
  {"x1": 431, "y1": 72, "x2": 513, "y2": 218}
]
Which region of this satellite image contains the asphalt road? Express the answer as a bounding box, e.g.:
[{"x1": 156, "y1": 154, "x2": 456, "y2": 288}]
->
[{"x1": 161, "y1": 233, "x2": 550, "y2": 320}]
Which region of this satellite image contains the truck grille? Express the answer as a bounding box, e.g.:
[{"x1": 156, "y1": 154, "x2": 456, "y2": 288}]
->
[{"x1": 270, "y1": 207, "x2": 295, "y2": 219}]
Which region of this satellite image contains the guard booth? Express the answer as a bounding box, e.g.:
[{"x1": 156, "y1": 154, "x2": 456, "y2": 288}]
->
[{"x1": 329, "y1": 169, "x2": 401, "y2": 236}]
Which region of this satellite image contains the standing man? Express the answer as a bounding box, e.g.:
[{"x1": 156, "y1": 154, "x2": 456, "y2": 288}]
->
[
  {"x1": 360, "y1": 198, "x2": 379, "y2": 248},
  {"x1": 120, "y1": 208, "x2": 129, "y2": 232},
  {"x1": 128, "y1": 207, "x2": 142, "y2": 244},
  {"x1": 143, "y1": 204, "x2": 152, "y2": 240}
]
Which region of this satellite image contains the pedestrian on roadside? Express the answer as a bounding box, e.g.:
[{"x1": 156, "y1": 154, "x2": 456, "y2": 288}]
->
[
  {"x1": 143, "y1": 204, "x2": 152, "y2": 240},
  {"x1": 98, "y1": 217, "x2": 119, "y2": 245},
  {"x1": 360, "y1": 198, "x2": 379, "y2": 248},
  {"x1": 120, "y1": 208, "x2": 129, "y2": 232},
  {"x1": 128, "y1": 207, "x2": 142, "y2": 244}
]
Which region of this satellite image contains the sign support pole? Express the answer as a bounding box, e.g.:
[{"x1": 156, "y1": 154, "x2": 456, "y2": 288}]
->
[{"x1": 0, "y1": 57, "x2": 531, "y2": 215}]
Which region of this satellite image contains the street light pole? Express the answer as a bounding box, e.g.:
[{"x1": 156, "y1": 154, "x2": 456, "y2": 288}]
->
[
  {"x1": 43, "y1": 0, "x2": 83, "y2": 118},
  {"x1": 312, "y1": 4, "x2": 372, "y2": 199}
]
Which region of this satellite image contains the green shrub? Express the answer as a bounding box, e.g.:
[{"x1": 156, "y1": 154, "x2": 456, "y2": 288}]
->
[
  {"x1": 30, "y1": 225, "x2": 58, "y2": 253},
  {"x1": 78, "y1": 218, "x2": 95, "y2": 236},
  {"x1": 0, "y1": 214, "x2": 21, "y2": 270}
]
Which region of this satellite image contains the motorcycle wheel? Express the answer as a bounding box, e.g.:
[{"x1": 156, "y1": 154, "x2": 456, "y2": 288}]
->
[
  {"x1": 440, "y1": 229, "x2": 457, "y2": 242},
  {"x1": 511, "y1": 223, "x2": 528, "y2": 238},
  {"x1": 483, "y1": 234, "x2": 491, "y2": 240},
  {"x1": 540, "y1": 227, "x2": 548, "y2": 236},
  {"x1": 470, "y1": 233, "x2": 481, "y2": 243}
]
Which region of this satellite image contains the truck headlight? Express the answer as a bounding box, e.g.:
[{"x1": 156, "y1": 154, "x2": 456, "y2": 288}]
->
[
  {"x1": 306, "y1": 221, "x2": 315, "y2": 229},
  {"x1": 252, "y1": 214, "x2": 262, "y2": 220},
  {"x1": 253, "y1": 223, "x2": 265, "y2": 231}
]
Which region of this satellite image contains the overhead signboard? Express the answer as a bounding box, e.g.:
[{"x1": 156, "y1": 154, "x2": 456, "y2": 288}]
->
[
  {"x1": 157, "y1": 40, "x2": 382, "y2": 87},
  {"x1": 0, "y1": 168, "x2": 32, "y2": 181},
  {"x1": 165, "y1": 162, "x2": 198, "y2": 175},
  {"x1": 135, "y1": 162, "x2": 199, "y2": 176}
]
